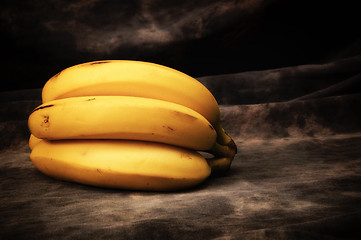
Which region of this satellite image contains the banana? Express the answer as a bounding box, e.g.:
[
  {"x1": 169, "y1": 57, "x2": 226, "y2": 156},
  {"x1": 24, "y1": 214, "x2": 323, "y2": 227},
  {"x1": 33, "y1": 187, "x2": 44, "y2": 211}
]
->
[
  {"x1": 30, "y1": 139, "x2": 211, "y2": 191},
  {"x1": 29, "y1": 134, "x2": 42, "y2": 150},
  {"x1": 28, "y1": 96, "x2": 217, "y2": 151},
  {"x1": 41, "y1": 60, "x2": 234, "y2": 147}
]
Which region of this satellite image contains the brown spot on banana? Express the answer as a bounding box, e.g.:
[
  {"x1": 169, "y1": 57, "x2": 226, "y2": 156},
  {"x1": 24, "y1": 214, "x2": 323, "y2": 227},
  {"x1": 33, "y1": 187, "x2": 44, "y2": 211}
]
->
[
  {"x1": 89, "y1": 61, "x2": 109, "y2": 65},
  {"x1": 173, "y1": 111, "x2": 198, "y2": 121},
  {"x1": 163, "y1": 125, "x2": 175, "y2": 131},
  {"x1": 32, "y1": 104, "x2": 54, "y2": 113},
  {"x1": 181, "y1": 153, "x2": 193, "y2": 160},
  {"x1": 41, "y1": 115, "x2": 50, "y2": 129}
]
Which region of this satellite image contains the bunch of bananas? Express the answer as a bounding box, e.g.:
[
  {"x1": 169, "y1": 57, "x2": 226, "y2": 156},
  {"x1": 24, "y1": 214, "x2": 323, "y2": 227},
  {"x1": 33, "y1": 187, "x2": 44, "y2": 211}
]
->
[{"x1": 28, "y1": 60, "x2": 237, "y2": 191}]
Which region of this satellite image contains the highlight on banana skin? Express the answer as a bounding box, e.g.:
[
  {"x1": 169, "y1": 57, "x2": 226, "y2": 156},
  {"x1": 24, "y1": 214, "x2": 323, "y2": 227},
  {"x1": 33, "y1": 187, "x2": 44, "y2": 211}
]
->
[{"x1": 28, "y1": 60, "x2": 237, "y2": 191}]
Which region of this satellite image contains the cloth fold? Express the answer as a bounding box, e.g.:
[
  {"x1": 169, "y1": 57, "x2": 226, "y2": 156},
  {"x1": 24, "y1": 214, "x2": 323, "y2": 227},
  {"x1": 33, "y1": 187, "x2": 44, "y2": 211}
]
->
[
  {"x1": 1, "y1": 55, "x2": 361, "y2": 239},
  {"x1": 198, "y1": 55, "x2": 361, "y2": 104}
]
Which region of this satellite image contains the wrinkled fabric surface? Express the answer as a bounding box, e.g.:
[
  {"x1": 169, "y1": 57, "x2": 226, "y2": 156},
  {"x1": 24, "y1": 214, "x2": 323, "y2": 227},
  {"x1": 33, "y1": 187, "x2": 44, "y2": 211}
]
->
[
  {"x1": 2, "y1": 0, "x2": 361, "y2": 90},
  {"x1": 1, "y1": 55, "x2": 361, "y2": 239}
]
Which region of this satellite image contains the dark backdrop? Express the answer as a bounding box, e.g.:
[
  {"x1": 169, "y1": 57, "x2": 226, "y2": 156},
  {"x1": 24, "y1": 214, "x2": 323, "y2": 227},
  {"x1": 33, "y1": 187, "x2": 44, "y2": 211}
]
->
[{"x1": 1, "y1": 0, "x2": 360, "y2": 91}]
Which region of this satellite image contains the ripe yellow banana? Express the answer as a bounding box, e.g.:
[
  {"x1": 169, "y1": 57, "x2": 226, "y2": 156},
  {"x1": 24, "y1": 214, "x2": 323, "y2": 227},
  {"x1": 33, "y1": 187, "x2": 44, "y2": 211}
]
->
[
  {"x1": 29, "y1": 134, "x2": 42, "y2": 150},
  {"x1": 41, "y1": 60, "x2": 234, "y2": 147},
  {"x1": 30, "y1": 139, "x2": 211, "y2": 191},
  {"x1": 28, "y1": 96, "x2": 217, "y2": 151}
]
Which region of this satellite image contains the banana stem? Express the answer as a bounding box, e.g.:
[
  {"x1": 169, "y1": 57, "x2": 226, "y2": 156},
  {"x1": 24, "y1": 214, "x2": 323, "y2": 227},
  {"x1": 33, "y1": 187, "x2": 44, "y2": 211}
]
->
[
  {"x1": 207, "y1": 141, "x2": 237, "y2": 175},
  {"x1": 207, "y1": 157, "x2": 232, "y2": 174},
  {"x1": 207, "y1": 125, "x2": 238, "y2": 175},
  {"x1": 210, "y1": 142, "x2": 236, "y2": 158},
  {"x1": 212, "y1": 124, "x2": 237, "y2": 156},
  {"x1": 214, "y1": 123, "x2": 234, "y2": 147}
]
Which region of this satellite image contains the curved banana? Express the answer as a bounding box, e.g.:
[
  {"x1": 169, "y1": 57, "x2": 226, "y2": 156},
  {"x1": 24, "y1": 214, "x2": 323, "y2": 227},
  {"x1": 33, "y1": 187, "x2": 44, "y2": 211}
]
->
[
  {"x1": 30, "y1": 140, "x2": 211, "y2": 191},
  {"x1": 29, "y1": 134, "x2": 42, "y2": 150},
  {"x1": 41, "y1": 60, "x2": 234, "y2": 146},
  {"x1": 28, "y1": 96, "x2": 217, "y2": 151}
]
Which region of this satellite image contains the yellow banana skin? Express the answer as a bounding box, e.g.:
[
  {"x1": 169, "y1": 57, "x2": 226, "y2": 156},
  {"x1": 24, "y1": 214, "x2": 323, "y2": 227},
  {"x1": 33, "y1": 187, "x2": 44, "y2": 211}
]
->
[
  {"x1": 30, "y1": 140, "x2": 211, "y2": 191},
  {"x1": 29, "y1": 134, "x2": 42, "y2": 150},
  {"x1": 28, "y1": 96, "x2": 217, "y2": 151},
  {"x1": 41, "y1": 60, "x2": 234, "y2": 147}
]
